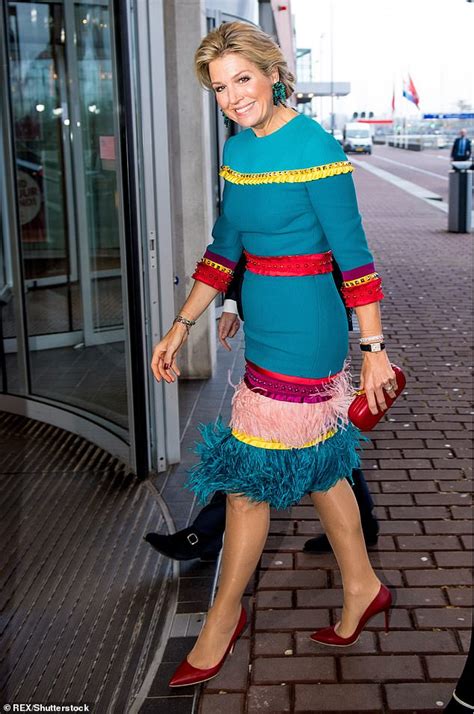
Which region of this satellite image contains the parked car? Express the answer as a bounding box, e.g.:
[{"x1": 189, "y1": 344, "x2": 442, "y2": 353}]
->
[{"x1": 343, "y1": 122, "x2": 373, "y2": 154}]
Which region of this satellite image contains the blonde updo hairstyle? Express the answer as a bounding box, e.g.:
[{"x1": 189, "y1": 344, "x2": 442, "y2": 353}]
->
[{"x1": 194, "y1": 21, "x2": 296, "y2": 101}]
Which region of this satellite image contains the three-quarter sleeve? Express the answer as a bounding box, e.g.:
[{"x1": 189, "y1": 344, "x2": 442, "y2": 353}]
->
[
  {"x1": 305, "y1": 136, "x2": 384, "y2": 308},
  {"x1": 192, "y1": 140, "x2": 243, "y2": 293}
]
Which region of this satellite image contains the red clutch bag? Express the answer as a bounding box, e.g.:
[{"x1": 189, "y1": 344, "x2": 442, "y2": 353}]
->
[{"x1": 348, "y1": 364, "x2": 406, "y2": 431}]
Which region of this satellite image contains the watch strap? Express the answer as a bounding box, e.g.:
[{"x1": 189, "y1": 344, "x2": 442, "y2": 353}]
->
[{"x1": 360, "y1": 342, "x2": 386, "y2": 353}]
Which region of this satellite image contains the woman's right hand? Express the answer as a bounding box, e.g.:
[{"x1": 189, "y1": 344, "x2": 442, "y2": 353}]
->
[{"x1": 151, "y1": 323, "x2": 188, "y2": 383}]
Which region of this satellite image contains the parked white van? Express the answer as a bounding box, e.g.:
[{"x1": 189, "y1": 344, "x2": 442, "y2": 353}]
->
[{"x1": 343, "y1": 123, "x2": 373, "y2": 154}]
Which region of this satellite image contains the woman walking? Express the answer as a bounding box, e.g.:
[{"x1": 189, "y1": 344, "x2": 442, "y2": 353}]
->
[{"x1": 151, "y1": 21, "x2": 396, "y2": 687}]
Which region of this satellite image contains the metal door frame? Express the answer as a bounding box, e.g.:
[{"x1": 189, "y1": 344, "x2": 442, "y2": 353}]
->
[{"x1": 133, "y1": 0, "x2": 180, "y2": 468}]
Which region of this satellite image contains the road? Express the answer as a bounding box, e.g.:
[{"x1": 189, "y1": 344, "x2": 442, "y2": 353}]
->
[{"x1": 352, "y1": 144, "x2": 471, "y2": 204}]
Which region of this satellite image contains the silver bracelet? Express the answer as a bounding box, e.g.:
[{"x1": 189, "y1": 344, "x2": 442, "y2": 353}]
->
[
  {"x1": 359, "y1": 334, "x2": 384, "y2": 344},
  {"x1": 173, "y1": 315, "x2": 196, "y2": 334}
]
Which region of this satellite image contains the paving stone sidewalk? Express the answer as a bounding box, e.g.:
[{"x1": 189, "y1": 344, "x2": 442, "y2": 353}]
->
[{"x1": 197, "y1": 160, "x2": 473, "y2": 713}]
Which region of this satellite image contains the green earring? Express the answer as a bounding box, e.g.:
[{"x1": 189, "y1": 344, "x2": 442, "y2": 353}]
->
[
  {"x1": 272, "y1": 80, "x2": 287, "y2": 106},
  {"x1": 220, "y1": 108, "x2": 230, "y2": 128}
]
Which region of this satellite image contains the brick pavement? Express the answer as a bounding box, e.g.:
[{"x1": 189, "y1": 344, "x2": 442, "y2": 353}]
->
[{"x1": 197, "y1": 157, "x2": 473, "y2": 713}]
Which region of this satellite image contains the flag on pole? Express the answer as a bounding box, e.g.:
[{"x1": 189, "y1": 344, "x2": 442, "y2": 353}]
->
[
  {"x1": 403, "y1": 74, "x2": 420, "y2": 108},
  {"x1": 391, "y1": 85, "x2": 395, "y2": 113}
]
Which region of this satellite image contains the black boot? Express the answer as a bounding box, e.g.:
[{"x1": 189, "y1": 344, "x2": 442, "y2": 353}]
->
[
  {"x1": 303, "y1": 470, "x2": 379, "y2": 554},
  {"x1": 144, "y1": 491, "x2": 227, "y2": 562},
  {"x1": 144, "y1": 527, "x2": 223, "y2": 561}
]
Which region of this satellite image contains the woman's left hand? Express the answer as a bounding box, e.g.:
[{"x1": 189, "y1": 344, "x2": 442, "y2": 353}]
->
[{"x1": 359, "y1": 351, "x2": 398, "y2": 415}]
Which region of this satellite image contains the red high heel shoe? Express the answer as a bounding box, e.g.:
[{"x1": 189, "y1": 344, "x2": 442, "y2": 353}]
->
[
  {"x1": 169, "y1": 605, "x2": 247, "y2": 687},
  {"x1": 310, "y1": 583, "x2": 392, "y2": 647}
]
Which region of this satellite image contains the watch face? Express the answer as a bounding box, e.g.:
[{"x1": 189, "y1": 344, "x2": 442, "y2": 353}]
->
[{"x1": 373, "y1": 343, "x2": 381, "y2": 352}]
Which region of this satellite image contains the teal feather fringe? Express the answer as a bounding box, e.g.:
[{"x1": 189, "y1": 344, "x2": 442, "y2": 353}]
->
[{"x1": 185, "y1": 417, "x2": 370, "y2": 511}]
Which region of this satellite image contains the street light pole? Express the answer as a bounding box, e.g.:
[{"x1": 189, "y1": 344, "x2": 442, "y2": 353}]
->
[
  {"x1": 319, "y1": 32, "x2": 325, "y2": 122},
  {"x1": 330, "y1": 0, "x2": 334, "y2": 134}
]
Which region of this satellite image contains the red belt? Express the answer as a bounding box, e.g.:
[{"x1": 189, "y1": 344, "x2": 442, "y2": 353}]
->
[{"x1": 244, "y1": 249, "x2": 333, "y2": 276}]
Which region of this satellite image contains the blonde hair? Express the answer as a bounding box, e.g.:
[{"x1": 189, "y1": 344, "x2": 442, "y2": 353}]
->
[{"x1": 194, "y1": 21, "x2": 296, "y2": 100}]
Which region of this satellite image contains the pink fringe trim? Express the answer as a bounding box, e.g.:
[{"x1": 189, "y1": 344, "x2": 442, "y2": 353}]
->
[{"x1": 229, "y1": 360, "x2": 357, "y2": 448}]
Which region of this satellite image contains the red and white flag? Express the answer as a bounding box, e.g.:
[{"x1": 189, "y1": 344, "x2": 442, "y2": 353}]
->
[{"x1": 403, "y1": 74, "x2": 420, "y2": 108}]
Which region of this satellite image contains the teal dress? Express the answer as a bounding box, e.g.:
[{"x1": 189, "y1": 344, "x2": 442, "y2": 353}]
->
[{"x1": 186, "y1": 113, "x2": 384, "y2": 510}]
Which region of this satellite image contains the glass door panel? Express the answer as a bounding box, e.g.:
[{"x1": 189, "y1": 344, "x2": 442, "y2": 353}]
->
[
  {"x1": 6, "y1": 0, "x2": 129, "y2": 427},
  {"x1": 74, "y1": 1, "x2": 124, "y2": 334},
  {"x1": 8, "y1": 2, "x2": 80, "y2": 331}
]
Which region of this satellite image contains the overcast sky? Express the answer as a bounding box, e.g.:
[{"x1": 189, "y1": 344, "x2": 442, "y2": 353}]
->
[{"x1": 291, "y1": 0, "x2": 474, "y2": 119}]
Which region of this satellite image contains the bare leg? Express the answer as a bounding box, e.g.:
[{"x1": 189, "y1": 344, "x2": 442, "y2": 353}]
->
[
  {"x1": 187, "y1": 494, "x2": 270, "y2": 668},
  {"x1": 310, "y1": 478, "x2": 381, "y2": 637}
]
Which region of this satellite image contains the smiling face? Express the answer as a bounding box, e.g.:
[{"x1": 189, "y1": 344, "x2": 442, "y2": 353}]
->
[{"x1": 209, "y1": 52, "x2": 279, "y2": 129}]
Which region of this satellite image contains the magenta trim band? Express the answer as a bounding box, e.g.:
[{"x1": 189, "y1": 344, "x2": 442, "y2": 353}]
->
[
  {"x1": 341, "y1": 262, "x2": 375, "y2": 281},
  {"x1": 204, "y1": 249, "x2": 238, "y2": 270},
  {"x1": 244, "y1": 375, "x2": 332, "y2": 404},
  {"x1": 244, "y1": 362, "x2": 334, "y2": 404},
  {"x1": 246, "y1": 359, "x2": 341, "y2": 385}
]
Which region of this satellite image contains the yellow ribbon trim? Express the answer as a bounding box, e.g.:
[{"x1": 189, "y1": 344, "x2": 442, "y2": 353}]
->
[
  {"x1": 342, "y1": 272, "x2": 380, "y2": 288},
  {"x1": 219, "y1": 161, "x2": 353, "y2": 185},
  {"x1": 231, "y1": 427, "x2": 337, "y2": 450},
  {"x1": 202, "y1": 258, "x2": 234, "y2": 275}
]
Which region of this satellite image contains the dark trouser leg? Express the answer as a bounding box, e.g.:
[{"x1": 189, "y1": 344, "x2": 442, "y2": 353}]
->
[
  {"x1": 351, "y1": 469, "x2": 379, "y2": 536},
  {"x1": 443, "y1": 629, "x2": 473, "y2": 712},
  {"x1": 303, "y1": 469, "x2": 378, "y2": 553},
  {"x1": 191, "y1": 490, "x2": 227, "y2": 537}
]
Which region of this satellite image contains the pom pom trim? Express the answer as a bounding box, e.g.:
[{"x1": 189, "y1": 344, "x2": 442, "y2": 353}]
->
[{"x1": 219, "y1": 160, "x2": 353, "y2": 185}]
